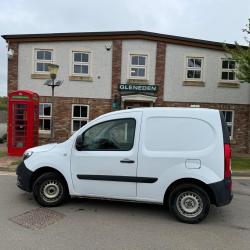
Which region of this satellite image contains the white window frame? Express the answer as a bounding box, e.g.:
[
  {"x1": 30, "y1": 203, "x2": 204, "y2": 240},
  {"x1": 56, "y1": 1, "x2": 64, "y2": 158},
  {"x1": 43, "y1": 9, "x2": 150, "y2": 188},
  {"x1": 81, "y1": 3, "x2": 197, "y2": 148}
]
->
[
  {"x1": 221, "y1": 110, "x2": 234, "y2": 140},
  {"x1": 221, "y1": 58, "x2": 236, "y2": 81},
  {"x1": 185, "y1": 57, "x2": 203, "y2": 81},
  {"x1": 72, "y1": 51, "x2": 91, "y2": 76},
  {"x1": 71, "y1": 104, "x2": 89, "y2": 133},
  {"x1": 39, "y1": 103, "x2": 52, "y2": 134},
  {"x1": 129, "y1": 54, "x2": 148, "y2": 79},
  {"x1": 34, "y1": 49, "x2": 53, "y2": 74}
]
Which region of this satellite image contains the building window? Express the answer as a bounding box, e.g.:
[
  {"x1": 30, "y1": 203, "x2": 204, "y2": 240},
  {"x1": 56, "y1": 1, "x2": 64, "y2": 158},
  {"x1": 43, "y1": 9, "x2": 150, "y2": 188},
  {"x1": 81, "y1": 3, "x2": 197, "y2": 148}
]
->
[
  {"x1": 221, "y1": 110, "x2": 234, "y2": 139},
  {"x1": 130, "y1": 54, "x2": 147, "y2": 78},
  {"x1": 186, "y1": 57, "x2": 203, "y2": 80},
  {"x1": 72, "y1": 105, "x2": 89, "y2": 132},
  {"x1": 35, "y1": 49, "x2": 53, "y2": 73},
  {"x1": 72, "y1": 51, "x2": 91, "y2": 76},
  {"x1": 39, "y1": 103, "x2": 52, "y2": 132},
  {"x1": 221, "y1": 59, "x2": 236, "y2": 81}
]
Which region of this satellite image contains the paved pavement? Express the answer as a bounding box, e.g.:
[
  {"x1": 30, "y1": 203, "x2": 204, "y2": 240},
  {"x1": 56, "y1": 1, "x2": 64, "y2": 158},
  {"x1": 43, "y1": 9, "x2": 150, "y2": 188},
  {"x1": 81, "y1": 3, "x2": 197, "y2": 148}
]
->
[{"x1": 0, "y1": 173, "x2": 250, "y2": 250}]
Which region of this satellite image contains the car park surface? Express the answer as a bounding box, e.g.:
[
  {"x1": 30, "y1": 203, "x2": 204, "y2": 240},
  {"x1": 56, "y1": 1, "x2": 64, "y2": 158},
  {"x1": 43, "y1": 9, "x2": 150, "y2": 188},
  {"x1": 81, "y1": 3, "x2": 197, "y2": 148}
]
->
[{"x1": 0, "y1": 173, "x2": 249, "y2": 250}]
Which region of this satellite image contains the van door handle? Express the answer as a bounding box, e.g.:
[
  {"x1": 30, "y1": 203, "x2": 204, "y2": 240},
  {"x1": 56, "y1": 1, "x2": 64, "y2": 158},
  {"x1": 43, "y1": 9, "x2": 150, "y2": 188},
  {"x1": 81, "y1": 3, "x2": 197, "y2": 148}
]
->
[{"x1": 120, "y1": 159, "x2": 135, "y2": 164}]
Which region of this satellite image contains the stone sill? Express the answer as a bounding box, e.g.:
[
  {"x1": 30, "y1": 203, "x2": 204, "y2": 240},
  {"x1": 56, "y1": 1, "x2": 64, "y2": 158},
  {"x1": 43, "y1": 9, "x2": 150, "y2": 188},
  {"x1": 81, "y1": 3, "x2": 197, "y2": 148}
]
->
[
  {"x1": 39, "y1": 132, "x2": 50, "y2": 138},
  {"x1": 218, "y1": 82, "x2": 240, "y2": 88},
  {"x1": 183, "y1": 81, "x2": 205, "y2": 87},
  {"x1": 127, "y1": 78, "x2": 149, "y2": 84},
  {"x1": 69, "y1": 75, "x2": 93, "y2": 82},
  {"x1": 31, "y1": 73, "x2": 50, "y2": 79}
]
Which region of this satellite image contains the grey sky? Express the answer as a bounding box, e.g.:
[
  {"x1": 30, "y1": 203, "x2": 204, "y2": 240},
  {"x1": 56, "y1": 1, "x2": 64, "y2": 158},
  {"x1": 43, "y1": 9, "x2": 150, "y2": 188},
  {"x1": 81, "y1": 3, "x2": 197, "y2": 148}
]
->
[{"x1": 0, "y1": 0, "x2": 249, "y2": 96}]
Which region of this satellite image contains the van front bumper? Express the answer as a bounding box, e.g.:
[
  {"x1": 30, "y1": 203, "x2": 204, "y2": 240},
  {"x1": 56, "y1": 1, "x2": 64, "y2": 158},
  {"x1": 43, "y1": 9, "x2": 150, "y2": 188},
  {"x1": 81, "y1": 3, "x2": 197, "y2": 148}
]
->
[
  {"x1": 208, "y1": 178, "x2": 233, "y2": 207},
  {"x1": 16, "y1": 161, "x2": 33, "y2": 192}
]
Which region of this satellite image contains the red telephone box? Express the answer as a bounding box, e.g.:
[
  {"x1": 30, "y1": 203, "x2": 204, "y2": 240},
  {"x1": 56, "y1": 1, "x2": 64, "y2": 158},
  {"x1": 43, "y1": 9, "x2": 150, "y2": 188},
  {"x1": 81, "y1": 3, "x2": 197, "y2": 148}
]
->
[{"x1": 8, "y1": 90, "x2": 39, "y2": 156}]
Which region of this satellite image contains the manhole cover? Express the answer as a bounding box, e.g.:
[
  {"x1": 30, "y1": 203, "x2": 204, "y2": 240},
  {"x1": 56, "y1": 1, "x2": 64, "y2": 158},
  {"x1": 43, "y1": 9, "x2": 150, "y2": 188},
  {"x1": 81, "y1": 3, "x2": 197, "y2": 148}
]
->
[{"x1": 9, "y1": 208, "x2": 65, "y2": 230}]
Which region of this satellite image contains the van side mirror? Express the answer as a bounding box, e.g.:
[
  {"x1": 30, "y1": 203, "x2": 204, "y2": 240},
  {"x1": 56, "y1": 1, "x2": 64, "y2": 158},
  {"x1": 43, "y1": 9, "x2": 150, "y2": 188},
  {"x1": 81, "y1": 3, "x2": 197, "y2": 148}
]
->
[{"x1": 76, "y1": 134, "x2": 83, "y2": 150}]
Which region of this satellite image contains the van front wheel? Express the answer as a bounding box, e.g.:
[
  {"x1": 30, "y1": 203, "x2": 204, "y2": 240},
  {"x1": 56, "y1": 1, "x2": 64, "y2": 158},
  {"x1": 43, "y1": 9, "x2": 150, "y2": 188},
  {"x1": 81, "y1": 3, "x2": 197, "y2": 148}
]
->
[
  {"x1": 33, "y1": 172, "x2": 68, "y2": 207},
  {"x1": 169, "y1": 184, "x2": 210, "y2": 223}
]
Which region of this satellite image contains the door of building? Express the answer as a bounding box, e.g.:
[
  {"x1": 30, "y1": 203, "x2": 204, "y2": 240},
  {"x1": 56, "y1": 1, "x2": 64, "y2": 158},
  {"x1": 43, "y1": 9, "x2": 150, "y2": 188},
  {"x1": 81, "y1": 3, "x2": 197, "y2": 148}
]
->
[{"x1": 124, "y1": 101, "x2": 152, "y2": 109}]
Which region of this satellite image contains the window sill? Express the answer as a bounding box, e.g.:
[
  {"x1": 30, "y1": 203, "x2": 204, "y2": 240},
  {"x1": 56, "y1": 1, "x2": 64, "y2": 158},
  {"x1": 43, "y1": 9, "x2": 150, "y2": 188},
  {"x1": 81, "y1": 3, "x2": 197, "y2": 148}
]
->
[
  {"x1": 31, "y1": 73, "x2": 50, "y2": 79},
  {"x1": 218, "y1": 82, "x2": 240, "y2": 88},
  {"x1": 69, "y1": 75, "x2": 93, "y2": 82},
  {"x1": 39, "y1": 132, "x2": 51, "y2": 138},
  {"x1": 127, "y1": 78, "x2": 149, "y2": 84},
  {"x1": 183, "y1": 81, "x2": 205, "y2": 87}
]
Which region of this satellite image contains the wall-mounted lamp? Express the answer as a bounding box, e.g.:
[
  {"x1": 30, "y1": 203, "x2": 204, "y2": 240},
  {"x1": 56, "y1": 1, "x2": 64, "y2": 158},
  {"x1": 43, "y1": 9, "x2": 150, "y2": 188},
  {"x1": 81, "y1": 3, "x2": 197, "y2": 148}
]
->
[
  {"x1": 105, "y1": 42, "x2": 112, "y2": 51},
  {"x1": 7, "y1": 48, "x2": 14, "y2": 60}
]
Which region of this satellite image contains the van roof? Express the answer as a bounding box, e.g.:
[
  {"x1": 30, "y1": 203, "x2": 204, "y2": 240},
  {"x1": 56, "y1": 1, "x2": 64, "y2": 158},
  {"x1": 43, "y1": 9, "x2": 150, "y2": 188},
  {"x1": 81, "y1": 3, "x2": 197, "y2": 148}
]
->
[{"x1": 98, "y1": 107, "x2": 219, "y2": 119}]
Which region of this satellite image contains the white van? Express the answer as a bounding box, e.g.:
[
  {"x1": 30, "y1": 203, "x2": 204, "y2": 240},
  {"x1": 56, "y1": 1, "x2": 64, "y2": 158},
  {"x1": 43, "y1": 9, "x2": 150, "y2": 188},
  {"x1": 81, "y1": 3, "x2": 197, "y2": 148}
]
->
[{"x1": 16, "y1": 108, "x2": 232, "y2": 223}]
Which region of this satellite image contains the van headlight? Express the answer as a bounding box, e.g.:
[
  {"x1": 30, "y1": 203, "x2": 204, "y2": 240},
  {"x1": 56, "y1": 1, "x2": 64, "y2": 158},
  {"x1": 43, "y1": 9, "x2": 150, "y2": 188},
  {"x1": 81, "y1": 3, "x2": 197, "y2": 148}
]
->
[{"x1": 23, "y1": 151, "x2": 33, "y2": 161}]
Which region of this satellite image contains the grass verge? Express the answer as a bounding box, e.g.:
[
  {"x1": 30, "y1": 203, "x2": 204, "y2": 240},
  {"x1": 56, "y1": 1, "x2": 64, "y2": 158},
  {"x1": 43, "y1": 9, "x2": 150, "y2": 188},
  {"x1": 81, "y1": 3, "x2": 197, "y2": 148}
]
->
[{"x1": 231, "y1": 157, "x2": 250, "y2": 171}]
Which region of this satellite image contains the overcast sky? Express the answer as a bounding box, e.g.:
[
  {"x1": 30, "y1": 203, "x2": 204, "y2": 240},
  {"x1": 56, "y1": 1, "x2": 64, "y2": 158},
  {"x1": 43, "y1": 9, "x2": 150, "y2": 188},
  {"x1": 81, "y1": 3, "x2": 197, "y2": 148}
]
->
[{"x1": 0, "y1": 0, "x2": 249, "y2": 96}]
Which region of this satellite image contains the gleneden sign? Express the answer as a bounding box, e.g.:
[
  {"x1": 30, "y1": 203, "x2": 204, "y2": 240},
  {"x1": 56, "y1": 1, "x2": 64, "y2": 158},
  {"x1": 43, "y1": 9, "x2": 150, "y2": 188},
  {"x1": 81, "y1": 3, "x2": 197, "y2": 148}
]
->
[{"x1": 119, "y1": 84, "x2": 158, "y2": 93}]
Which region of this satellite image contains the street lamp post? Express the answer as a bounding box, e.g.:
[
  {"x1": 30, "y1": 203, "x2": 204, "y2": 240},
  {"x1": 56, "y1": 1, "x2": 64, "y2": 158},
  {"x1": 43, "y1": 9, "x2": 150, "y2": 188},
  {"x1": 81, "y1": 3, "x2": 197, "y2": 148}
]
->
[{"x1": 44, "y1": 63, "x2": 63, "y2": 141}]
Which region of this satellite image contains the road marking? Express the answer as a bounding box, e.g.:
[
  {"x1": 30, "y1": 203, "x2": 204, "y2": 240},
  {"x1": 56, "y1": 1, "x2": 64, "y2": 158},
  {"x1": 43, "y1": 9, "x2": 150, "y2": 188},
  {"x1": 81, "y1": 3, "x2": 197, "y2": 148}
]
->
[{"x1": 0, "y1": 171, "x2": 16, "y2": 176}]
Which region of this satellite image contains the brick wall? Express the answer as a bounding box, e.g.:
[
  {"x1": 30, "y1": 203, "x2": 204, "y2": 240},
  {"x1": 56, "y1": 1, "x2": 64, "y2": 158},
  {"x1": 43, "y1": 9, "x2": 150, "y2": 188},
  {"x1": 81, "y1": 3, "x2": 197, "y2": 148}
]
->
[
  {"x1": 111, "y1": 40, "x2": 122, "y2": 104},
  {"x1": 155, "y1": 41, "x2": 166, "y2": 106},
  {"x1": 7, "y1": 43, "x2": 18, "y2": 94},
  {"x1": 39, "y1": 96, "x2": 111, "y2": 144}
]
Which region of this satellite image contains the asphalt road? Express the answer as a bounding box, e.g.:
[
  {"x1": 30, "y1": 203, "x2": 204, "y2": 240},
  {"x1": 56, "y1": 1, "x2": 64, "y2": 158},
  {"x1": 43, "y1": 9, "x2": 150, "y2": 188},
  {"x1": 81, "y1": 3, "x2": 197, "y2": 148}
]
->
[{"x1": 0, "y1": 173, "x2": 250, "y2": 250}]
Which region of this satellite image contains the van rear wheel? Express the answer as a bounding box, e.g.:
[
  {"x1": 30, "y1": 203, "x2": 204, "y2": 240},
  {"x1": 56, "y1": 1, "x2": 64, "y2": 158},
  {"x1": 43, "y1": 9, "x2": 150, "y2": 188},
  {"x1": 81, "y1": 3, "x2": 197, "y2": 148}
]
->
[
  {"x1": 33, "y1": 172, "x2": 68, "y2": 207},
  {"x1": 169, "y1": 184, "x2": 210, "y2": 223}
]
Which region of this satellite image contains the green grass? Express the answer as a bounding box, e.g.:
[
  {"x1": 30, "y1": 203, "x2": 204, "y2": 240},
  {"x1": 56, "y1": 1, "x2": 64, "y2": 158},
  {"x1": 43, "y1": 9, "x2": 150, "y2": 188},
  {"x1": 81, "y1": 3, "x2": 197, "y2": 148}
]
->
[
  {"x1": 0, "y1": 151, "x2": 7, "y2": 158},
  {"x1": 10, "y1": 160, "x2": 22, "y2": 166},
  {"x1": 232, "y1": 157, "x2": 250, "y2": 170}
]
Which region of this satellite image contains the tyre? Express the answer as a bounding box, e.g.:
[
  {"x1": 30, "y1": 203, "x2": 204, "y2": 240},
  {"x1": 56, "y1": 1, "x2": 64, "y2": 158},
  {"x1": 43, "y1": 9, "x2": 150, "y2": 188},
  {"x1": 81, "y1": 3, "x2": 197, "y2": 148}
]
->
[
  {"x1": 33, "y1": 172, "x2": 69, "y2": 207},
  {"x1": 169, "y1": 183, "x2": 210, "y2": 224}
]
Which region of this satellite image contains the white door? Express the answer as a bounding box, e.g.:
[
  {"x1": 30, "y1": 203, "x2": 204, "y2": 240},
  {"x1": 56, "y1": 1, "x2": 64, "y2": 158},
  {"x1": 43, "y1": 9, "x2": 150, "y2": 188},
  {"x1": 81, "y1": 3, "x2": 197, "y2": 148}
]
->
[{"x1": 70, "y1": 111, "x2": 142, "y2": 198}]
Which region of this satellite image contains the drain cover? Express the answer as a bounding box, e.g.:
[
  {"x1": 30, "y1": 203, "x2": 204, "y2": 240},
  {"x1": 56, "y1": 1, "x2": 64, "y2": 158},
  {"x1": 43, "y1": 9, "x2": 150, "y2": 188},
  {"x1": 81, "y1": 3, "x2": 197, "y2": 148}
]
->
[{"x1": 9, "y1": 208, "x2": 65, "y2": 230}]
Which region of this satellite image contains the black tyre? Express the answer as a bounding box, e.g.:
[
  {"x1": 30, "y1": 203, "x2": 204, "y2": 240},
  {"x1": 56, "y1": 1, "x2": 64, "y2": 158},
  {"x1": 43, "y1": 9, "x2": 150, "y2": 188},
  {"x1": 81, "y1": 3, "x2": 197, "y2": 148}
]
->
[
  {"x1": 33, "y1": 172, "x2": 69, "y2": 207},
  {"x1": 169, "y1": 183, "x2": 210, "y2": 224}
]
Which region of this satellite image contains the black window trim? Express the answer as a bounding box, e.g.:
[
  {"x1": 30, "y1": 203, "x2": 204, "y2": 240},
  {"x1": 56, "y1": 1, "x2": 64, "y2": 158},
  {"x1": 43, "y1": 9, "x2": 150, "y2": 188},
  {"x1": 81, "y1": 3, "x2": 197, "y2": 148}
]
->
[{"x1": 76, "y1": 118, "x2": 137, "y2": 152}]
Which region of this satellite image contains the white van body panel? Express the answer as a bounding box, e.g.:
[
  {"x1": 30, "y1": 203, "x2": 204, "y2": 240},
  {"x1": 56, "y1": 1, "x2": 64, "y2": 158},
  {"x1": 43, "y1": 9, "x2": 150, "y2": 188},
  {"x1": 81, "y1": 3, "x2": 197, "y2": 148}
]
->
[
  {"x1": 137, "y1": 108, "x2": 224, "y2": 202},
  {"x1": 24, "y1": 108, "x2": 225, "y2": 203}
]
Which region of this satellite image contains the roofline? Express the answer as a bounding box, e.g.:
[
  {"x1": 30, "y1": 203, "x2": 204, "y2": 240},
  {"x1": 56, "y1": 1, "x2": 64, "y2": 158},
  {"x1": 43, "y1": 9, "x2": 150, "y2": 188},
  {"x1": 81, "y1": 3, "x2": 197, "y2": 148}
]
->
[{"x1": 1, "y1": 30, "x2": 246, "y2": 51}]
